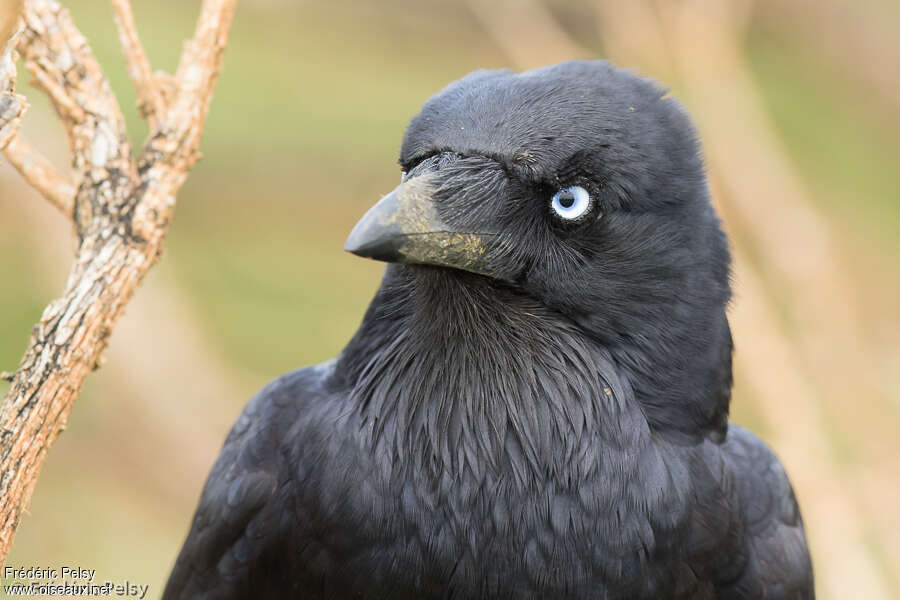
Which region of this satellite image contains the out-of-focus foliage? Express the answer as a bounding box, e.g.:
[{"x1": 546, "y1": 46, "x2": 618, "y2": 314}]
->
[{"x1": 1, "y1": 1, "x2": 898, "y2": 598}]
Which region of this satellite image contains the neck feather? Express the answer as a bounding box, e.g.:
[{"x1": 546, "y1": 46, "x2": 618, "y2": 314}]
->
[{"x1": 334, "y1": 264, "x2": 731, "y2": 484}]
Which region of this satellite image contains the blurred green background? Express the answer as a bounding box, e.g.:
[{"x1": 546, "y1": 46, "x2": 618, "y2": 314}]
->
[{"x1": 1, "y1": 0, "x2": 899, "y2": 598}]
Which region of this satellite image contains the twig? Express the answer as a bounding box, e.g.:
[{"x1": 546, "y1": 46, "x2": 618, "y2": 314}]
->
[
  {"x1": 1, "y1": 3, "x2": 26, "y2": 150},
  {"x1": 169, "y1": 0, "x2": 235, "y2": 160},
  {"x1": 131, "y1": 0, "x2": 235, "y2": 239},
  {"x1": 111, "y1": 0, "x2": 165, "y2": 127},
  {"x1": 27, "y1": 63, "x2": 87, "y2": 122},
  {"x1": 0, "y1": 79, "x2": 26, "y2": 151},
  {"x1": 0, "y1": 0, "x2": 236, "y2": 567},
  {"x1": 17, "y1": 0, "x2": 133, "y2": 196},
  {"x1": 3, "y1": 135, "x2": 76, "y2": 215},
  {"x1": 0, "y1": 0, "x2": 23, "y2": 55}
]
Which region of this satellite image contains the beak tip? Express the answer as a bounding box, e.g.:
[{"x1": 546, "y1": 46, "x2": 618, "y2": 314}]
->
[
  {"x1": 343, "y1": 225, "x2": 399, "y2": 262},
  {"x1": 344, "y1": 190, "x2": 409, "y2": 261},
  {"x1": 344, "y1": 221, "x2": 383, "y2": 259},
  {"x1": 343, "y1": 235, "x2": 362, "y2": 256}
]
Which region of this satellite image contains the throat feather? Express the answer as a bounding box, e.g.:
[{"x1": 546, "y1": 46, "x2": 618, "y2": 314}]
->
[{"x1": 349, "y1": 268, "x2": 646, "y2": 485}]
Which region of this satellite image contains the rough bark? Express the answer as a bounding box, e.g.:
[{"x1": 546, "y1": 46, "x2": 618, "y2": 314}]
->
[
  {"x1": 0, "y1": 0, "x2": 235, "y2": 566},
  {"x1": 0, "y1": 0, "x2": 26, "y2": 152}
]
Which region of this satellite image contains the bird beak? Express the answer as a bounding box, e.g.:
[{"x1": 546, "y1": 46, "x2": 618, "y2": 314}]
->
[{"x1": 344, "y1": 173, "x2": 495, "y2": 277}]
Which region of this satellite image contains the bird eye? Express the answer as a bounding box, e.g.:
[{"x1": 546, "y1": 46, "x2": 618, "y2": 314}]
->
[{"x1": 551, "y1": 186, "x2": 591, "y2": 220}]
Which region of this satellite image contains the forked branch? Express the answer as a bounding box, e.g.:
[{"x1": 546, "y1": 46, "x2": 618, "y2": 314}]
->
[{"x1": 0, "y1": 0, "x2": 236, "y2": 566}]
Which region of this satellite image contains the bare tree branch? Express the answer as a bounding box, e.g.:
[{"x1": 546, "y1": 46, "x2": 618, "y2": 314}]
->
[
  {"x1": 0, "y1": 0, "x2": 236, "y2": 566},
  {"x1": 3, "y1": 135, "x2": 76, "y2": 215},
  {"x1": 0, "y1": 0, "x2": 23, "y2": 54},
  {"x1": 111, "y1": 0, "x2": 165, "y2": 127},
  {"x1": 132, "y1": 0, "x2": 235, "y2": 239},
  {"x1": 0, "y1": 62, "x2": 26, "y2": 150},
  {"x1": 0, "y1": 0, "x2": 26, "y2": 150},
  {"x1": 2, "y1": 1, "x2": 76, "y2": 218},
  {"x1": 18, "y1": 0, "x2": 135, "y2": 224}
]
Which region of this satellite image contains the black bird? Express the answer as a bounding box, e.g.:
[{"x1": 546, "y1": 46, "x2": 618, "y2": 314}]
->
[{"x1": 164, "y1": 60, "x2": 814, "y2": 599}]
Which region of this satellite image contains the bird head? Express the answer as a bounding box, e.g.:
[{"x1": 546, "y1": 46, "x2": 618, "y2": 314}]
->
[{"x1": 346, "y1": 61, "x2": 731, "y2": 351}]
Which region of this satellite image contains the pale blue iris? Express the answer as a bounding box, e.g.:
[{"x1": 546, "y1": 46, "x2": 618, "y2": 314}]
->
[{"x1": 551, "y1": 186, "x2": 591, "y2": 220}]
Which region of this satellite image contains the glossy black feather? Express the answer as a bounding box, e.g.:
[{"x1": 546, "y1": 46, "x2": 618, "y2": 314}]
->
[{"x1": 164, "y1": 60, "x2": 813, "y2": 599}]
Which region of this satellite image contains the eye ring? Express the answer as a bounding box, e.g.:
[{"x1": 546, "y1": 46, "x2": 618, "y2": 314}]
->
[{"x1": 551, "y1": 186, "x2": 592, "y2": 221}]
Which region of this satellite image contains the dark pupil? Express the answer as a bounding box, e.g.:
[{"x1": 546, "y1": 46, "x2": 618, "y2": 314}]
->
[{"x1": 558, "y1": 192, "x2": 575, "y2": 208}]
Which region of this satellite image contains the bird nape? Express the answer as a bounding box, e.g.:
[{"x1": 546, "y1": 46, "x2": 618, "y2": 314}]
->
[{"x1": 163, "y1": 60, "x2": 814, "y2": 599}]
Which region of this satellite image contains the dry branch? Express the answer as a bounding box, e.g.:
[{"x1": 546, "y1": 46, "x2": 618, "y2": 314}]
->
[
  {"x1": 0, "y1": 0, "x2": 26, "y2": 151},
  {"x1": 0, "y1": 0, "x2": 235, "y2": 566},
  {"x1": 3, "y1": 135, "x2": 76, "y2": 214},
  {"x1": 0, "y1": 0, "x2": 23, "y2": 54},
  {"x1": 111, "y1": 0, "x2": 165, "y2": 127},
  {"x1": 0, "y1": 59, "x2": 26, "y2": 151}
]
